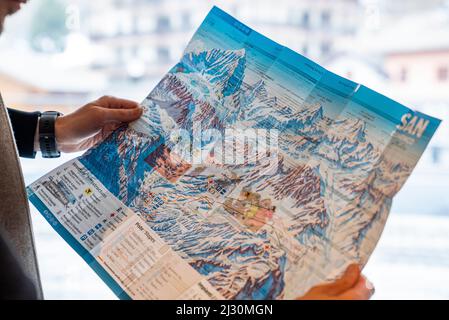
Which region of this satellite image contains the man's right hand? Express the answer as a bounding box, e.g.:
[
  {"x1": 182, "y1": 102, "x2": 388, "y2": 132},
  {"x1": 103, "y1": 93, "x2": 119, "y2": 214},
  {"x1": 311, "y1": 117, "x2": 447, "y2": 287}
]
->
[
  {"x1": 54, "y1": 95, "x2": 143, "y2": 153},
  {"x1": 298, "y1": 264, "x2": 374, "y2": 300}
]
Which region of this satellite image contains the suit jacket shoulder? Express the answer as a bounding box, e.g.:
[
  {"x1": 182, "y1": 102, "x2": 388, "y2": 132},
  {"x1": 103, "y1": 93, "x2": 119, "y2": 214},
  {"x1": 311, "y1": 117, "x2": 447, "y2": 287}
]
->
[{"x1": 0, "y1": 93, "x2": 43, "y2": 299}]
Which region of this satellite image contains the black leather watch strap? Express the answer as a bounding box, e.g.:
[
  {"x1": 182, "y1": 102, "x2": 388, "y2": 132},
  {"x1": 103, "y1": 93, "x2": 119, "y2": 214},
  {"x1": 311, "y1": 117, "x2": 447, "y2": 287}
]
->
[{"x1": 39, "y1": 111, "x2": 62, "y2": 158}]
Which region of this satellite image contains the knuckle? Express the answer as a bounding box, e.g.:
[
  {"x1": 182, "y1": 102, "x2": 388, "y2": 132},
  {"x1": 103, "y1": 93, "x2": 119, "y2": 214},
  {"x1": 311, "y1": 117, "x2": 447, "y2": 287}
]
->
[
  {"x1": 100, "y1": 94, "x2": 113, "y2": 101},
  {"x1": 92, "y1": 106, "x2": 106, "y2": 119}
]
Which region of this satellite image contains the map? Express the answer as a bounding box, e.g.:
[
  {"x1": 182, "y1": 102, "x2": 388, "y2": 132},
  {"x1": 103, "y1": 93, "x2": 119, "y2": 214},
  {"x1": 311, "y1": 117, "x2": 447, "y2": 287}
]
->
[{"x1": 27, "y1": 7, "x2": 441, "y2": 300}]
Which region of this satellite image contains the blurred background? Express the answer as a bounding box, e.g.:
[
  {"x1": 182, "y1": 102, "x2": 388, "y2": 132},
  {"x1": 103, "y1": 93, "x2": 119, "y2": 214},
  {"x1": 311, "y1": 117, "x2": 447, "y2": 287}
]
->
[{"x1": 1, "y1": 0, "x2": 448, "y2": 299}]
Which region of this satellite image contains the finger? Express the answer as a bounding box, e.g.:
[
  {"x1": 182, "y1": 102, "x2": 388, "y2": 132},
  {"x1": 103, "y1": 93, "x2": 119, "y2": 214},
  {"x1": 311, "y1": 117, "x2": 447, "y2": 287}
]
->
[
  {"x1": 338, "y1": 275, "x2": 374, "y2": 300},
  {"x1": 102, "y1": 107, "x2": 143, "y2": 123},
  {"x1": 95, "y1": 95, "x2": 140, "y2": 109},
  {"x1": 363, "y1": 276, "x2": 375, "y2": 298},
  {"x1": 61, "y1": 125, "x2": 120, "y2": 153},
  {"x1": 101, "y1": 122, "x2": 124, "y2": 138},
  {"x1": 315, "y1": 264, "x2": 361, "y2": 296}
]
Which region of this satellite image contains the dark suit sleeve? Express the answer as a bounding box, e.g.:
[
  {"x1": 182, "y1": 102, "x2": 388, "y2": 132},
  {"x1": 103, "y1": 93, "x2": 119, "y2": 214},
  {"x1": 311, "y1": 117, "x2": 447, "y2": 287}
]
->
[{"x1": 7, "y1": 108, "x2": 40, "y2": 158}]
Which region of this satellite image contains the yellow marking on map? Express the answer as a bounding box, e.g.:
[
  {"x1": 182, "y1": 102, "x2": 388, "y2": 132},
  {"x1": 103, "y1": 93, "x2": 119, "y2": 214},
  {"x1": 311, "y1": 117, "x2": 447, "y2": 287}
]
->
[{"x1": 84, "y1": 187, "x2": 93, "y2": 196}]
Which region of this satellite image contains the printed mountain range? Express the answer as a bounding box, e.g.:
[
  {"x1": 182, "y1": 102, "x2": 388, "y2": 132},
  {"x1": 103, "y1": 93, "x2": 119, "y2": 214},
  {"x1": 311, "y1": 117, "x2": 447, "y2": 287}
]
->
[{"x1": 79, "y1": 47, "x2": 413, "y2": 299}]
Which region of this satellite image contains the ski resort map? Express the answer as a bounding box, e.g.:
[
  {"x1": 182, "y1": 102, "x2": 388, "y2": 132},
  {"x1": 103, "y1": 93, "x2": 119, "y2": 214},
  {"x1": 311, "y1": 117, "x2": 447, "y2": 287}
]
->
[{"x1": 27, "y1": 7, "x2": 441, "y2": 300}]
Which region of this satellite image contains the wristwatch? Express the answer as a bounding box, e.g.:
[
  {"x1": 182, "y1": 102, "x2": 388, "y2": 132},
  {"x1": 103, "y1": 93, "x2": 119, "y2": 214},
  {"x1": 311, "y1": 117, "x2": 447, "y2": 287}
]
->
[{"x1": 39, "y1": 111, "x2": 62, "y2": 158}]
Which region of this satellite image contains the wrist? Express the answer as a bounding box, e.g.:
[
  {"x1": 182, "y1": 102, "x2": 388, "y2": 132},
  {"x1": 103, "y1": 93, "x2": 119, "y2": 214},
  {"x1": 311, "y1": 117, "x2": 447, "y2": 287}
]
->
[{"x1": 55, "y1": 115, "x2": 65, "y2": 146}]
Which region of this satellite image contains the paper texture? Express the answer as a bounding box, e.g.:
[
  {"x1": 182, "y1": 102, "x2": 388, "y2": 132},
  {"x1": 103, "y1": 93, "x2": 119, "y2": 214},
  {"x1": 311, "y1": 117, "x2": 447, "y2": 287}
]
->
[{"x1": 28, "y1": 7, "x2": 441, "y2": 300}]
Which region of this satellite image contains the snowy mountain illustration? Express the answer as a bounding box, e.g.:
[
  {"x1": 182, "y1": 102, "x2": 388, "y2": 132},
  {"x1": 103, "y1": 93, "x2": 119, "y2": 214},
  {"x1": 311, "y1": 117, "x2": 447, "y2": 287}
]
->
[
  {"x1": 175, "y1": 48, "x2": 246, "y2": 98},
  {"x1": 80, "y1": 127, "x2": 159, "y2": 206},
  {"x1": 76, "y1": 47, "x2": 416, "y2": 299}
]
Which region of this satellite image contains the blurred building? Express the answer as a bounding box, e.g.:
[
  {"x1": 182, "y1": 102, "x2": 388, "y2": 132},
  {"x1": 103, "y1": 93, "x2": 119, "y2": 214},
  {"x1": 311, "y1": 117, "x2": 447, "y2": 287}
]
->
[
  {"x1": 377, "y1": 9, "x2": 449, "y2": 167},
  {"x1": 227, "y1": 0, "x2": 362, "y2": 62},
  {"x1": 382, "y1": 10, "x2": 449, "y2": 103},
  {"x1": 0, "y1": 50, "x2": 106, "y2": 112},
  {"x1": 80, "y1": 0, "x2": 208, "y2": 82},
  {"x1": 386, "y1": 49, "x2": 449, "y2": 103},
  {"x1": 78, "y1": 0, "x2": 363, "y2": 82},
  {"x1": 379, "y1": 0, "x2": 448, "y2": 17}
]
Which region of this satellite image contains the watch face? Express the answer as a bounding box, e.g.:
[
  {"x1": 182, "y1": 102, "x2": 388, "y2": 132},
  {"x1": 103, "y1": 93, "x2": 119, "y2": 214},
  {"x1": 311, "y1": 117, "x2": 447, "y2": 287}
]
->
[{"x1": 46, "y1": 111, "x2": 62, "y2": 116}]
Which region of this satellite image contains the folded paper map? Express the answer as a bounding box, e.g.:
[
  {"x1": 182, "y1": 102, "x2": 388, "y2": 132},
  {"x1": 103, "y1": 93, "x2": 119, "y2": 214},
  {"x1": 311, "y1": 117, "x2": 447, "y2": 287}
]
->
[{"x1": 28, "y1": 7, "x2": 441, "y2": 300}]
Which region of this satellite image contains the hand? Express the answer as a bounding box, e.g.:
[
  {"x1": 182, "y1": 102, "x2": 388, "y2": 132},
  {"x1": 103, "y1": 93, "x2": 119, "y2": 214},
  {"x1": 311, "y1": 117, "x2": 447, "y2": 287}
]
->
[
  {"x1": 298, "y1": 264, "x2": 374, "y2": 300},
  {"x1": 55, "y1": 95, "x2": 143, "y2": 153}
]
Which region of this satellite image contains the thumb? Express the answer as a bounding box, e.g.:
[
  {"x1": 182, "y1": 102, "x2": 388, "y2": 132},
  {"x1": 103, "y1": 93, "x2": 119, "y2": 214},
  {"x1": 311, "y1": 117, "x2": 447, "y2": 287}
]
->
[
  {"x1": 103, "y1": 107, "x2": 143, "y2": 123},
  {"x1": 317, "y1": 264, "x2": 361, "y2": 296}
]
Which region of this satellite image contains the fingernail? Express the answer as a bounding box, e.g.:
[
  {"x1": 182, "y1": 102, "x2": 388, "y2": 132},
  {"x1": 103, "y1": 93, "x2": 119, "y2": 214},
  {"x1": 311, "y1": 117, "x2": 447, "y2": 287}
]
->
[{"x1": 364, "y1": 277, "x2": 375, "y2": 295}]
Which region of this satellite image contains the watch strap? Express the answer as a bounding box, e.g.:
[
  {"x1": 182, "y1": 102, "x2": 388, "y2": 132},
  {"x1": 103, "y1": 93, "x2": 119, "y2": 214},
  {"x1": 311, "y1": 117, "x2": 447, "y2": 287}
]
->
[{"x1": 39, "y1": 111, "x2": 61, "y2": 158}]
